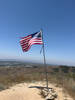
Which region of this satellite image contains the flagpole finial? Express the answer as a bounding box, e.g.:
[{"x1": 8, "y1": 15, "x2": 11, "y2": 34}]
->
[{"x1": 40, "y1": 28, "x2": 43, "y2": 32}]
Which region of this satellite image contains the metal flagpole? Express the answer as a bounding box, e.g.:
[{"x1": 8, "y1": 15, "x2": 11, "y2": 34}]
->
[{"x1": 40, "y1": 29, "x2": 48, "y2": 90}]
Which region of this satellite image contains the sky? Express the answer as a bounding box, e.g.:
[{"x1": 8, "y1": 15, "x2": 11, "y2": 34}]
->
[{"x1": 0, "y1": 0, "x2": 75, "y2": 65}]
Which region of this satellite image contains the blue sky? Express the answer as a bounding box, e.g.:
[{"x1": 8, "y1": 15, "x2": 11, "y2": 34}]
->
[{"x1": 0, "y1": 0, "x2": 75, "y2": 65}]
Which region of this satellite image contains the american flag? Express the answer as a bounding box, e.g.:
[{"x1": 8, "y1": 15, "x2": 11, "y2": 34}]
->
[{"x1": 20, "y1": 31, "x2": 43, "y2": 52}]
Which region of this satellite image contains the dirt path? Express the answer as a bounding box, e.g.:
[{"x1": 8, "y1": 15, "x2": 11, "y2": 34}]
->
[{"x1": 0, "y1": 82, "x2": 73, "y2": 100}]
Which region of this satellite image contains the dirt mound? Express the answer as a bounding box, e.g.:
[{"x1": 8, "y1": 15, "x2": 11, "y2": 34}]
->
[{"x1": 0, "y1": 82, "x2": 73, "y2": 100}]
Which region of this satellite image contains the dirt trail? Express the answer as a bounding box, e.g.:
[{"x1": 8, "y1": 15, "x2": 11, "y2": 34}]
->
[{"x1": 0, "y1": 82, "x2": 73, "y2": 100}]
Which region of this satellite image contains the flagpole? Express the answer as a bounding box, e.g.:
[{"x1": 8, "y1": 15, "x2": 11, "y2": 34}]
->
[{"x1": 40, "y1": 29, "x2": 48, "y2": 90}]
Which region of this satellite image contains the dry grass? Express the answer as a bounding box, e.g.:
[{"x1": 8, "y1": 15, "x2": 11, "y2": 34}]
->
[{"x1": 0, "y1": 65, "x2": 75, "y2": 99}]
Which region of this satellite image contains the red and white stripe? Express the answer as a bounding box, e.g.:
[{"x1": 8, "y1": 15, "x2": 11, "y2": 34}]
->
[{"x1": 20, "y1": 35, "x2": 43, "y2": 52}]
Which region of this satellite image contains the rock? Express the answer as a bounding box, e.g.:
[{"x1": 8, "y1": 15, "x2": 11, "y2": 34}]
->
[
  {"x1": 45, "y1": 94, "x2": 55, "y2": 100},
  {"x1": 40, "y1": 88, "x2": 57, "y2": 100}
]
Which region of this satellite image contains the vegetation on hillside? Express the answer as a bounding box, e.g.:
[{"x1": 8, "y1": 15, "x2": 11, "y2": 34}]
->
[{"x1": 0, "y1": 63, "x2": 75, "y2": 99}]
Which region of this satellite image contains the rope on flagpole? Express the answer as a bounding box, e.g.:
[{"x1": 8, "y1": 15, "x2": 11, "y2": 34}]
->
[
  {"x1": 40, "y1": 45, "x2": 43, "y2": 54},
  {"x1": 40, "y1": 29, "x2": 49, "y2": 91}
]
